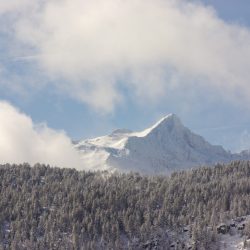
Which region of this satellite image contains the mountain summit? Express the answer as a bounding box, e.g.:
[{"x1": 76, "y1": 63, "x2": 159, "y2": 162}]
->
[{"x1": 75, "y1": 114, "x2": 234, "y2": 174}]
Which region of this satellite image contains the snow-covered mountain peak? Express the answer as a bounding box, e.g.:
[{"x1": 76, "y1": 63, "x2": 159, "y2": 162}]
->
[
  {"x1": 157, "y1": 113, "x2": 178, "y2": 123},
  {"x1": 75, "y1": 114, "x2": 237, "y2": 174},
  {"x1": 148, "y1": 113, "x2": 183, "y2": 132},
  {"x1": 131, "y1": 114, "x2": 182, "y2": 138}
]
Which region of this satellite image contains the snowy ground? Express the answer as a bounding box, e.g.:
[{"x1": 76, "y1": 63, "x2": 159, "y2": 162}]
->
[
  {"x1": 220, "y1": 233, "x2": 245, "y2": 250},
  {"x1": 219, "y1": 216, "x2": 250, "y2": 250}
]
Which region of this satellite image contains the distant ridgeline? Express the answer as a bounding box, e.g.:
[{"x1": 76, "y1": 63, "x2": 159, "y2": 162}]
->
[
  {"x1": 1, "y1": 161, "x2": 250, "y2": 249},
  {"x1": 75, "y1": 114, "x2": 250, "y2": 175}
]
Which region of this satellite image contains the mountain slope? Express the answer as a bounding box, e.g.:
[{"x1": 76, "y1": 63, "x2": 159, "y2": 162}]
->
[
  {"x1": 2, "y1": 162, "x2": 250, "y2": 249},
  {"x1": 75, "y1": 114, "x2": 234, "y2": 174}
]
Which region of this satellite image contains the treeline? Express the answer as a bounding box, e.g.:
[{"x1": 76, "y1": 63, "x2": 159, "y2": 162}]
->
[{"x1": 1, "y1": 161, "x2": 250, "y2": 249}]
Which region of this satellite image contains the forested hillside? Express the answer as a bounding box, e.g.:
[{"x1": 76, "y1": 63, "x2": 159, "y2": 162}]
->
[{"x1": 1, "y1": 161, "x2": 250, "y2": 249}]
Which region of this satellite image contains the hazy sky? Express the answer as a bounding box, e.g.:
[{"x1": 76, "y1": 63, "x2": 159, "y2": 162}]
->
[{"x1": 0, "y1": 0, "x2": 250, "y2": 165}]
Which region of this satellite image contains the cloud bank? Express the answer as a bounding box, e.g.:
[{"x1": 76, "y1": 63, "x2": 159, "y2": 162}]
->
[
  {"x1": 0, "y1": 0, "x2": 33, "y2": 14},
  {"x1": 0, "y1": 101, "x2": 84, "y2": 169},
  {"x1": 1, "y1": 0, "x2": 250, "y2": 112}
]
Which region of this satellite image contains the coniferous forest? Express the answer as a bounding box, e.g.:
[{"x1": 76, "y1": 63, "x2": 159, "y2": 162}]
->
[{"x1": 1, "y1": 161, "x2": 250, "y2": 249}]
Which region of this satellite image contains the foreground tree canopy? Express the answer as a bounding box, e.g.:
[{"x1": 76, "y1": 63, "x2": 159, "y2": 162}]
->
[{"x1": 1, "y1": 161, "x2": 250, "y2": 249}]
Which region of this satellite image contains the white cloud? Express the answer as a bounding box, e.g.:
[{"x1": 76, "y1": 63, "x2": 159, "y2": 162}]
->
[
  {"x1": 0, "y1": 101, "x2": 85, "y2": 169},
  {"x1": 240, "y1": 130, "x2": 250, "y2": 152},
  {"x1": 1, "y1": 0, "x2": 250, "y2": 112},
  {"x1": 0, "y1": 0, "x2": 33, "y2": 14}
]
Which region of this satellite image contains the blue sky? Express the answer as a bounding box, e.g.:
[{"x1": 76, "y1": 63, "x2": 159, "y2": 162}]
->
[
  {"x1": 202, "y1": 0, "x2": 250, "y2": 26},
  {"x1": 1, "y1": 0, "x2": 250, "y2": 153}
]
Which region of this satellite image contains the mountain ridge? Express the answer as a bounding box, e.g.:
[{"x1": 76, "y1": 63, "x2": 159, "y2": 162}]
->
[{"x1": 75, "y1": 114, "x2": 246, "y2": 174}]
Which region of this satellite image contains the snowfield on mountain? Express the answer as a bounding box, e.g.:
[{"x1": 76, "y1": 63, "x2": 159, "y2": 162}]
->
[{"x1": 75, "y1": 114, "x2": 244, "y2": 174}]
